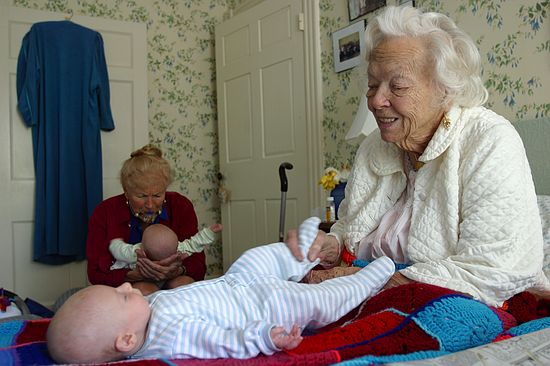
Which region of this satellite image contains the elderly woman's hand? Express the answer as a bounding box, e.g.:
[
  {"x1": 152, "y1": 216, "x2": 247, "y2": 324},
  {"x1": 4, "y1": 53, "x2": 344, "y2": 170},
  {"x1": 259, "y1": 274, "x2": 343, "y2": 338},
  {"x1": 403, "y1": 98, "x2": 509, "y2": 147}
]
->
[
  {"x1": 285, "y1": 228, "x2": 341, "y2": 267},
  {"x1": 383, "y1": 272, "x2": 415, "y2": 290},
  {"x1": 136, "y1": 251, "x2": 188, "y2": 281}
]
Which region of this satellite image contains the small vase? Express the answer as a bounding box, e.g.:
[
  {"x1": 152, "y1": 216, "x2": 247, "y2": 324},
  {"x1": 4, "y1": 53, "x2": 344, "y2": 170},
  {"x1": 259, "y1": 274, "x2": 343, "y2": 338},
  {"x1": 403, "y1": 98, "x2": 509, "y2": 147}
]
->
[{"x1": 330, "y1": 182, "x2": 346, "y2": 219}]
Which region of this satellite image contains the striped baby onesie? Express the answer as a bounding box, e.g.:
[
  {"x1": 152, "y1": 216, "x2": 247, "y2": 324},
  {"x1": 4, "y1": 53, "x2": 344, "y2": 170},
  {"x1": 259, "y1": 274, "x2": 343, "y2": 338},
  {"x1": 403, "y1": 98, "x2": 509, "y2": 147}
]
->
[{"x1": 132, "y1": 217, "x2": 395, "y2": 360}]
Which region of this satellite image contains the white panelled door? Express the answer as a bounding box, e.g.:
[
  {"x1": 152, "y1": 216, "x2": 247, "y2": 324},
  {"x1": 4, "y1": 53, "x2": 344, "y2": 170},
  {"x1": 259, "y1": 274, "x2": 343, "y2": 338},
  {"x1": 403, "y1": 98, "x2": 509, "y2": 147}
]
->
[
  {"x1": 0, "y1": 5, "x2": 148, "y2": 306},
  {"x1": 216, "y1": 0, "x2": 322, "y2": 271}
]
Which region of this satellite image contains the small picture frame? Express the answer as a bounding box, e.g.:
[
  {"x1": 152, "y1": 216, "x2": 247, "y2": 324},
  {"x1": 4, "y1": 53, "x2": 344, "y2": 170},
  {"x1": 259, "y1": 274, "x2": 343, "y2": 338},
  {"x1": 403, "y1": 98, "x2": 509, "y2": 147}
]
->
[
  {"x1": 332, "y1": 20, "x2": 366, "y2": 73},
  {"x1": 348, "y1": 0, "x2": 386, "y2": 21}
]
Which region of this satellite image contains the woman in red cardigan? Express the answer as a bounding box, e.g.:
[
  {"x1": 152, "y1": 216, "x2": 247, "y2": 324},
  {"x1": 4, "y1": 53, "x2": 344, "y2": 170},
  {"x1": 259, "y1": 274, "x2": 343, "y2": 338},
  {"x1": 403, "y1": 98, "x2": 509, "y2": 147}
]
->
[{"x1": 86, "y1": 144, "x2": 206, "y2": 295}]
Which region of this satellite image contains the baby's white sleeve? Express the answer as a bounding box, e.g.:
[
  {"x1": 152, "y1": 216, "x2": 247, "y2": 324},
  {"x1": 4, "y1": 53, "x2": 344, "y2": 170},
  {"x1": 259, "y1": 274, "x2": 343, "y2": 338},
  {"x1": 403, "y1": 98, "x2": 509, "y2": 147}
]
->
[
  {"x1": 177, "y1": 227, "x2": 216, "y2": 254},
  {"x1": 109, "y1": 239, "x2": 141, "y2": 263}
]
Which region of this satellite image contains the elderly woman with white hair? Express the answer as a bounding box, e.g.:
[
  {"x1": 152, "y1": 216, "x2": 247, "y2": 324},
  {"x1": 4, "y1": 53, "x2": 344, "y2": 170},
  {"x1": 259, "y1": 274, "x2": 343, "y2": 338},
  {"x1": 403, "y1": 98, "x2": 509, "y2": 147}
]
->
[{"x1": 287, "y1": 5, "x2": 549, "y2": 307}]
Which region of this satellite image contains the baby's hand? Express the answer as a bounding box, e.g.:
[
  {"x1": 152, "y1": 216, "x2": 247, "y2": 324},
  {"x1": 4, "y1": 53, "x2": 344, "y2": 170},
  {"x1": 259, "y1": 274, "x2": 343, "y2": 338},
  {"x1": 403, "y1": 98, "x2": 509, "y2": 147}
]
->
[
  {"x1": 209, "y1": 223, "x2": 223, "y2": 233},
  {"x1": 270, "y1": 324, "x2": 302, "y2": 350}
]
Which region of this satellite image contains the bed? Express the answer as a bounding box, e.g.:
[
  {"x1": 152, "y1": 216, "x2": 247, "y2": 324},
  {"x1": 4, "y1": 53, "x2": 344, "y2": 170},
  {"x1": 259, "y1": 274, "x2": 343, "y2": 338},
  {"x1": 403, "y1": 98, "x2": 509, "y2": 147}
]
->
[{"x1": 1, "y1": 118, "x2": 550, "y2": 366}]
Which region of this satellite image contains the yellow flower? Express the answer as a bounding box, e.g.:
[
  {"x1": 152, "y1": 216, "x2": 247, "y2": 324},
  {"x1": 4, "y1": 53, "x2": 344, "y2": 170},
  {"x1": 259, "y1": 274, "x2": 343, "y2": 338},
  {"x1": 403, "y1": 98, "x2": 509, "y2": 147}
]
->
[
  {"x1": 319, "y1": 166, "x2": 351, "y2": 191},
  {"x1": 318, "y1": 168, "x2": 339, "y2": 191}
]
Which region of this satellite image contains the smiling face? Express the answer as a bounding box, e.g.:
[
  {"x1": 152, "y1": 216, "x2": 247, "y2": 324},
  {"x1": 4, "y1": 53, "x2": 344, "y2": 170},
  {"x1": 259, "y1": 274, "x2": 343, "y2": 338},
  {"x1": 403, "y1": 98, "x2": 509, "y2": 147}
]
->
[{"x1": 366, "y1": 36, "x2": 447, "y2": 154}]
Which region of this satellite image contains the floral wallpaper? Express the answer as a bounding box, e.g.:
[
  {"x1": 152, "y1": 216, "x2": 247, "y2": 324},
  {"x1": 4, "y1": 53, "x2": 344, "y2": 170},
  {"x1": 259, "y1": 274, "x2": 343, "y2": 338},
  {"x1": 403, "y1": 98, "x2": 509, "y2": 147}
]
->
[
  {"x1": 12, "y1": 0, "x2": 233, "y2": 277},
  {"x1": 319, "y1": 0, "x2": 549, "y2": 169},
  {"x1": 12, "y1": 0, "x2": 549, "y2": 277}
]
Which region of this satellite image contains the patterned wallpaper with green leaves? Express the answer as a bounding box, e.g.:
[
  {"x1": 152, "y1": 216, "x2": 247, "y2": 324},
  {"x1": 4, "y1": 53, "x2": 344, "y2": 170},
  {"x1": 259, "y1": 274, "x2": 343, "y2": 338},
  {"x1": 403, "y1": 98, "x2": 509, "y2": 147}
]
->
[
  {"x1": 320, "y1": 0, "x2": 549, "y2": 169},
  {"x1": 12, "y1": 0, "x2": 549, "y2": 277},
  {"x1": 13, "y1": 0, "x2": 233, "y2": 276}
]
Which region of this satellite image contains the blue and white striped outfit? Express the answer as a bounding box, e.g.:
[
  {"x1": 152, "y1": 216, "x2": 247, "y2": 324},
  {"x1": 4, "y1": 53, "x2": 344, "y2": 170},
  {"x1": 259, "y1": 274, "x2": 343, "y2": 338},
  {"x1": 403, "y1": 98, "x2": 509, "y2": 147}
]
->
[{"x1": 132, "y1": 217, "x2": 395, "y2": 360}]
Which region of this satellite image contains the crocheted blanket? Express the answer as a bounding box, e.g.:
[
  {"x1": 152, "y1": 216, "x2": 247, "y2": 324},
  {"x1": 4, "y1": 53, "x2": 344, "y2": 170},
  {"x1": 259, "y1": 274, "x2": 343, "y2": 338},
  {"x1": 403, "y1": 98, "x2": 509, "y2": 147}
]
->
[{"x1": 1, "y1": 283, "x2": 549, "y2": 366}]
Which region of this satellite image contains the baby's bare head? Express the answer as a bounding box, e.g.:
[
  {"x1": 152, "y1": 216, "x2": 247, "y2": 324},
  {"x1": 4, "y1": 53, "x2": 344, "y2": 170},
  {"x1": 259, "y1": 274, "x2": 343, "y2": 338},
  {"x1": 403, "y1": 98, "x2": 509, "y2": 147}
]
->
[
  {"x1": 142, "y1": 224, "x2": 179, "y2": 261},
  {"x1": 47, "y1": 286, "x2": 122, "y2": 364},
  {"x1": 47, "y1": 284, "x2": 150, "y2": 364}
]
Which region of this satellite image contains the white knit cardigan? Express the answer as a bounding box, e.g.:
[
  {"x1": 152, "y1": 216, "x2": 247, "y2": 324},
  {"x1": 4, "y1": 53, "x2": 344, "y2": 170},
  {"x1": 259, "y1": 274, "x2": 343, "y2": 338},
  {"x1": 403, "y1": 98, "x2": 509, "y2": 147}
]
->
[{"x1": 330, "y1": 106, "x2": 549, "y2": 306}]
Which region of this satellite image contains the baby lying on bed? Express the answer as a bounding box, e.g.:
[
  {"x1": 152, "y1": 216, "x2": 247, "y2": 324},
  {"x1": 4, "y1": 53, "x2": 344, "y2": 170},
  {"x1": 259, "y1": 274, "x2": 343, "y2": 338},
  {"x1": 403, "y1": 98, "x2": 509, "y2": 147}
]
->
[{"x1": 47, "y1": 217, "x2": 395, "y2": 364}]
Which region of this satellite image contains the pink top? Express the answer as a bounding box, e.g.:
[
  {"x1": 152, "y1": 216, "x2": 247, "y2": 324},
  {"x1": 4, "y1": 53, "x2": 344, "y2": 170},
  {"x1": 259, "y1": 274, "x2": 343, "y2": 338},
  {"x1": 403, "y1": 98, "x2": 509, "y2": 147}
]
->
[{"x1": 355, "y1": 156, "x2": 416, "y2": 264}]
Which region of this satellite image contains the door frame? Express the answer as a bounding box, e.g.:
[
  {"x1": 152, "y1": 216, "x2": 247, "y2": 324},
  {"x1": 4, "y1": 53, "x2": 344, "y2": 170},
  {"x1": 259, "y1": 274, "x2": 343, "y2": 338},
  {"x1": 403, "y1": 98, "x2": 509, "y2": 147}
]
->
[
  {"x1": 216, "y1": 0, "x2": 324, "y2": 270},
  {"x1": 234, "y1": 0, "x2": 324, "y2": 211},
  {"x1": 301, "y1": 0, "x2": 325, "y2": 211},
  {"x1": 231, "y1": 0, "x2": 324, "y2": 212}
]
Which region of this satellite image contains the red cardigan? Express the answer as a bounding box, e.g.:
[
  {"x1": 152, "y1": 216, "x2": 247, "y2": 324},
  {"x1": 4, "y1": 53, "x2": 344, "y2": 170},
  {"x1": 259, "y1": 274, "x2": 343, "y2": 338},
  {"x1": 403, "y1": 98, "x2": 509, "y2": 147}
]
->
[{"x1": 86, "y1": 192, "x2": 206, "y2": 286}]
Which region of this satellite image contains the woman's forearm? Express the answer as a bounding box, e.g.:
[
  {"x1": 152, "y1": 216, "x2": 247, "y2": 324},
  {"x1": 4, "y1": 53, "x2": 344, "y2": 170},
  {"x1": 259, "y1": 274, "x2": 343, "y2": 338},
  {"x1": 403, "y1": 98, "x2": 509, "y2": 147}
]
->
[
  {"x1": 319, "y1": 235, "x2": 342, "y2": 268},
  {"x1": 124, "y1": 268, "x2": 145, "y2": 282}
]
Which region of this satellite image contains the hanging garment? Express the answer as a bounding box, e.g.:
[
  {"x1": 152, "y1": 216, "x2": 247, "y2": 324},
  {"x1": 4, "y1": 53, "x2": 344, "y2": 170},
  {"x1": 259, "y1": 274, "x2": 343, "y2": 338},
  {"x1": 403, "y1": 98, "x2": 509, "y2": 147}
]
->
[{"x1": 16, "y1": 20, "x2": 115, "y2": 265}]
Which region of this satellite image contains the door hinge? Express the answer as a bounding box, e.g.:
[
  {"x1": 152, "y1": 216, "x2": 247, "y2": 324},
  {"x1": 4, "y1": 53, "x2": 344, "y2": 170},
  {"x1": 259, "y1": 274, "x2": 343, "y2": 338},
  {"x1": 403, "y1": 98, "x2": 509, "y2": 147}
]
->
[{"x1": 298, "y1": 13, "x2": 304, "y2": 31}]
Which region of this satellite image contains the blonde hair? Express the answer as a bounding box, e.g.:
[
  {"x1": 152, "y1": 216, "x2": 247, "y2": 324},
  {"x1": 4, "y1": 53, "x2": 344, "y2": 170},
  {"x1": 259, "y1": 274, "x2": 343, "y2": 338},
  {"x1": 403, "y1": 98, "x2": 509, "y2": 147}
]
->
[
  {"x1": 362, "y1": 6, "x2": 488, "y2": 108},
  {"x1": 120, "y1": 144, "x2": 172, "y2": 192}
]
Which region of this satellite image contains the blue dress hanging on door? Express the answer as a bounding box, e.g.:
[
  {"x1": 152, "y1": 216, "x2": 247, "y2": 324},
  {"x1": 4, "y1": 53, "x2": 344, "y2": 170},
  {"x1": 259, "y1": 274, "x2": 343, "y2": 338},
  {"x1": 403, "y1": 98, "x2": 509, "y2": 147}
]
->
[{"x1": 16, "y1": 21, "x2": 115, "y2": 264}]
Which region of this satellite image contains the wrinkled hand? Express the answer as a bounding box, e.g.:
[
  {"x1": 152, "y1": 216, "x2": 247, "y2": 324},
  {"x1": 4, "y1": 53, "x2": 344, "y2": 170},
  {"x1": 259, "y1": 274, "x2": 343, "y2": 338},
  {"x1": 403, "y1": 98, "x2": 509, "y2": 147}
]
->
[
  {"x1": 304, "y1": 266, "x2": 361, "y2": 284},
  {"x1": 271, "y1": 325, "x2": 302, "y2": 350},
  {"x1": 382, "y1": 272, "x2": 415, "y2": 290},
  {"x1": 136, "y1": 250, "x2": 188, "y2": 281},
  {"x1": 285, "y1": 229, "x2": 340, "y2": 266},
  {"x1": 135, "y1": 247, "x2": 146, "y2": 258}
]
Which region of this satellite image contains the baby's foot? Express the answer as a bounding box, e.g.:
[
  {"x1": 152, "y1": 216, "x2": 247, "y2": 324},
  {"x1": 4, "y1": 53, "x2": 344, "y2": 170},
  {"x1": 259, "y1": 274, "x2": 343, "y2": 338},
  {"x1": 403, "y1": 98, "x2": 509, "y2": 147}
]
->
[
  {"x1": 355, "y1": 256, "x2": 395, "y2": 285},
  {"x1": 286, "y1": 217, "x2": 321, "y2": 282},
  {"x1": 298, "y1": 217, "x2": 321, "y2": 257}
]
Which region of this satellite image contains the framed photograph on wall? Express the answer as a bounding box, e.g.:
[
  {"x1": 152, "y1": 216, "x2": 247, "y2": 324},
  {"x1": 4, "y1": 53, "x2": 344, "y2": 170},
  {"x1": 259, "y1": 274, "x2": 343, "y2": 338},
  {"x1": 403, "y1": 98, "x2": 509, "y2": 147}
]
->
[
  {"x1": 348, "y1": 0, "x2": 386, "y2": 21},
  {"x1": 397, "y1": 0, "x2": 415, "y2": 7},
  {"x1": 332, "y1": 20, "x2": 366, "y2": 73}
]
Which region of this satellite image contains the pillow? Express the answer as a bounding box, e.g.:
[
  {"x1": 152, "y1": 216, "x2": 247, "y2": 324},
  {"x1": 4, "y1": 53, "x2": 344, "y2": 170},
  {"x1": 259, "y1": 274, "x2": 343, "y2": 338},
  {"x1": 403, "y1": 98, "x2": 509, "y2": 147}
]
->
[{"x1": 538, "y1": 195, "x2": 550, "y2": 277}]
